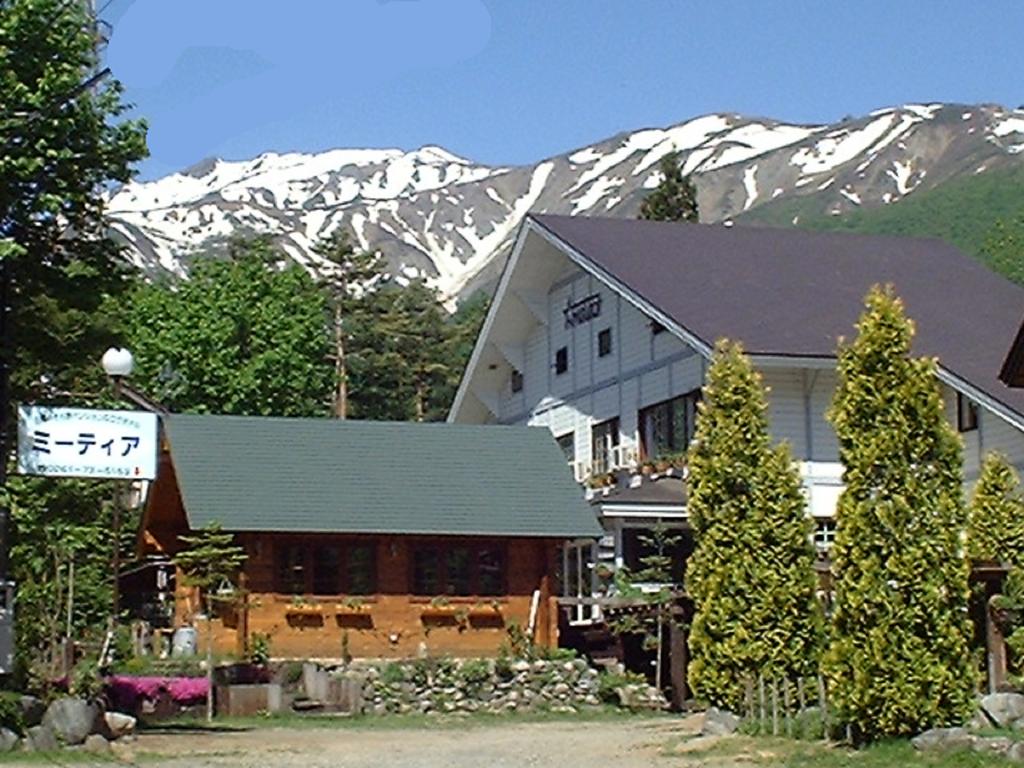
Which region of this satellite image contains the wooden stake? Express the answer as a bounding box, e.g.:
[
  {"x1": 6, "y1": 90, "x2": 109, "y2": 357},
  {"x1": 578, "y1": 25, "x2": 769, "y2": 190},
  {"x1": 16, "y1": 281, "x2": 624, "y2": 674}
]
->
[
  {"x1": 759, "y1": 674, "x2": 766, "y2": 728},
  {"x1": 771, "y1": 678, "x2": 779, "y2": 736},
  {"x1": 783, "y1": 678, "x2": 793, "y2": 737}
]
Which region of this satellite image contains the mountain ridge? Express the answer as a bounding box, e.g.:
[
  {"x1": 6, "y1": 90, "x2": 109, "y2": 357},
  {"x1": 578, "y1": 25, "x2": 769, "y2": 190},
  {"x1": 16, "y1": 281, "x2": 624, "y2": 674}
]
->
[{"x1": 108, "y1": 102, "x2": 1024, "y2": 301}]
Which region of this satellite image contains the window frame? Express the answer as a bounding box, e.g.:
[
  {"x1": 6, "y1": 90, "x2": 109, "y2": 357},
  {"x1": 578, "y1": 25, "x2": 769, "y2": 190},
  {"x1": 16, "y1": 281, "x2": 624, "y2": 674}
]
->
[
  {"x1": 554, "y1": 346, "x2": 568, "y2": 375},
  {"x1": 957, "y1": 392, "x2": 979, "y2": 433},
  {"x1": 274, "y1": 538, "x2": 378, "y2": 596},
  {"x1": 591, "y1": 417, "x2": 620, "y2": 475},
  {"x1": 409, "y1": 541, "x2": 508, "y2": 597},
  {"x1": 510, "y1": 369, "x2": 524, "y2": 393},
  {"x1": 597, "y1": 328, "x2": 613, "y2": 358},
  {"x1": 638, "y1": 389, "x2": 701, "y2": 461}
]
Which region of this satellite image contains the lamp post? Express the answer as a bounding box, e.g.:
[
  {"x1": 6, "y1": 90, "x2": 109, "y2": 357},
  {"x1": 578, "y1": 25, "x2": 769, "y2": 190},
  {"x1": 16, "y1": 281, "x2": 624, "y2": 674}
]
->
[{"x1": 101, "y1": 347, "x2": 134, "y2": 623}]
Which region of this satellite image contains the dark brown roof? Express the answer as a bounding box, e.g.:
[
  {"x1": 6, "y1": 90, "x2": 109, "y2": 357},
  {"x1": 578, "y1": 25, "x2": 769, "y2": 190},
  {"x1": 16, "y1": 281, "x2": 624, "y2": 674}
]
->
[
  {"x1": 532, "y1": 214, "x2": 1024, "y2": 420},
  {"x1": 999, "y1": 318, "x2": 1024, "y2": 387},
  {"x1": 590, "y1": 474, "x2": 687, "y2": 508}
]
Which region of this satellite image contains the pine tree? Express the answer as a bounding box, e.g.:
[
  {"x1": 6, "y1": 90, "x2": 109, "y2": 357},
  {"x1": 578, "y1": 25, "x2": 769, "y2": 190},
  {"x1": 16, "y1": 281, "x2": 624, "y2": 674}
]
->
[
  {"x1": 638, "y1": 150, "x2": 699, "y2": 223},
  {"x1": 686, "y1": 340, "x2": 822, "y2": 709},
  {"x1": 824, "y1": 286, "x2": 975, "y2": 741},
  {"x1": 313, "y1": 231, "x2": 384, "y2": 419},
  {"x1": 968, "y1": 452, "x2": 1024, "y2": 565},
  {"x1": 173, "y1": 523, "x2": 247, "y2": 722}
]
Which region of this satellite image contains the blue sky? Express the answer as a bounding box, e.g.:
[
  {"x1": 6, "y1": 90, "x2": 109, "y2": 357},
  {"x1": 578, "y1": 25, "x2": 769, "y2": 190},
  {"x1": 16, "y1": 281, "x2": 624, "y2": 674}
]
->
[{"x1": 104, "y1": 1, "x2": 1024, "y2": 179}]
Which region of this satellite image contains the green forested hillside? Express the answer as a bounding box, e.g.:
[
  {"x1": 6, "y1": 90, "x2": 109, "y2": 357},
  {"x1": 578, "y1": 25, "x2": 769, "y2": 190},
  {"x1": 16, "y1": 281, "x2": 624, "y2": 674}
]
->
[{"x1": 740, "y1": 163, "x2": 1024, "y2": 284}]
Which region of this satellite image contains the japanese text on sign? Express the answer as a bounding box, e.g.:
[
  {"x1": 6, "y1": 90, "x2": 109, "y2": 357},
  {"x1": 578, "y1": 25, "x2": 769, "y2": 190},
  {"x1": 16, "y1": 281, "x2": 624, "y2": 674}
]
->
[{"x1": 16, "y1": 406, "x2": 158, "y2": 480}]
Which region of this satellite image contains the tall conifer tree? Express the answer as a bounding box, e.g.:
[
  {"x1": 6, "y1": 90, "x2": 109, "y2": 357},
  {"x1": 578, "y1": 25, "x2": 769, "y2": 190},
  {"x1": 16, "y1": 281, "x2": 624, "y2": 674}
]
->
[
  {"x1": 687, "y1": 340, "x2": 822, "y2": 709},
  {"x1": 638, "y1": 150, "x2": 699, "y2": 223},
  {"x1": 824, "y1": 286, "x2": 975, "y2": 741},
  {"x1": 968, "y1": 452, "x2": 1024, "y2": 565}
]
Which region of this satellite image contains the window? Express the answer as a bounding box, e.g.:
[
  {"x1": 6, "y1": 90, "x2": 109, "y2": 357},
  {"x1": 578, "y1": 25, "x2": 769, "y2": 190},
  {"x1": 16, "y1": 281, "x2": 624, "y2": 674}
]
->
[
  {"x1": 957, "y1": 392, "x2": 979, "y2": 432},
  {"x1": 554, "y1": 346, "x2": 568, "y2": 375},
  {"x1": 276, "y1": 541, "x2": 378, "y2": 595},
  {"x1": 591, "y1": 418, "x2": 620, "y2": 474},
  {"x1": 813, "y1": 518, "x2": 837, "y2": 552},
  {"x1": 510, "y1": 369, "x2": 523, "y2": 393},
  {"x1": 556, "y1": 432, "x2": 575, "y2": 463},
  {"x1": 312, "y1": 545, "x2": 340, "y2": 595},
  {"x1": 411, "y1": 544, "x2": 507, "y2": 596},
  {"x1": 651, "y1": 321, "x2": 666, "y2": 335},
  {"x1": 277, "y1": 544, "x2": 306, "y2": 594},
  {"x1": 639, "y1": 390, "x2": 701, "y2": 460},
  {"x1": 597, "y1": 328, "x2": 613, "y2": 357},
  {"x1": 347, "y1": 544, "x2": 376, "y2": 595}
]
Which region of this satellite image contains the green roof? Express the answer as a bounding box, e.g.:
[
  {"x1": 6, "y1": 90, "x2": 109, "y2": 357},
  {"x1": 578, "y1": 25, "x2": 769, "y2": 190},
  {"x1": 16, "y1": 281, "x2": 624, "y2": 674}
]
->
[{"x1": 163, "y1": 414, "x2": 601, "y2": 539}]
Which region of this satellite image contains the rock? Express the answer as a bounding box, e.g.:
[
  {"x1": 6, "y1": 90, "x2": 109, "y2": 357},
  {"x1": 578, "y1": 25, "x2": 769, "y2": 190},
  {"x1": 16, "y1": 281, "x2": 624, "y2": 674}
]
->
[
  {"x1": 911, "y1": 727, "x2": 975, "y2": 752},
  {"x1": 1007, "y1": 742, "x2": 1024, "y2": 761},
  {"x1": 972, "y1": 736, "x2": 1011, "y2": 755},
  {"x1": 18, "y1": 696, "x2": 44, "y2": 728},
  {"x1": 980, "y1": 693, "x2": 1024, "y2": 728},
  {"x1": 103, "y1": 712, "x2": 136, "y2": 740},
  {"x1": 83, "y1": 734, "x2": 110, "y2": 754},
  {"x1": 42, "y1": 698, "x2": 98, "y2": 746},
  {"x1": 702, "y1": 706, "x2": 741, "y2": 736},
  {"x1": 24, "y1": 724, "x2": 58, "y2": 752},
  {"x1": 0, "y1": 728, "x2": 17, "y2": 752}
]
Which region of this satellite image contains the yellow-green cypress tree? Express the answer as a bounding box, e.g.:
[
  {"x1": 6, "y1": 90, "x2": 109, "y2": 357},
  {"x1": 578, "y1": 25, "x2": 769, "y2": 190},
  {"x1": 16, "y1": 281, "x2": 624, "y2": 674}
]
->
[
  {"x1": 968, "y1": 452, "x2": 1024, "y2": 565},
  {"x1": 824, "y1": 286, "x2": 975, "y2": 741},
  {"x1": 687, "y1": 340, "x2": 822, "y2": 709}
]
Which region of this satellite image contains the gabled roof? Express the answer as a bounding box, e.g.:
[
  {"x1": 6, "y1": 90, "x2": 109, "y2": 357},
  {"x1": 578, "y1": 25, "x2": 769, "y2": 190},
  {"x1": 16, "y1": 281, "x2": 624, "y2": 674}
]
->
[
  {"x1": 528, "y1": 214, "x2": 1024, "y2": 425},
  {"x1": 162, "y1": 414, "x2": 601, "y2": 538}
]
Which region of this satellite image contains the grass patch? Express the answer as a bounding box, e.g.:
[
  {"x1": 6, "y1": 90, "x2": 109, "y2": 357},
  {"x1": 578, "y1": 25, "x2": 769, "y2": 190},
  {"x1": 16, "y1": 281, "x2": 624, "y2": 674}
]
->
[{"x1": 666, "y1": 735, "x2": 1018, "y2": 767}]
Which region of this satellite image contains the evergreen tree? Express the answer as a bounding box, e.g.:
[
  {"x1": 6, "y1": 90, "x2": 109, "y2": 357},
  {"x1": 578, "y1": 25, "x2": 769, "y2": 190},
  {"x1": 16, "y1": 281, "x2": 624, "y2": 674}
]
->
[
  {"x1": 173, "y1": 523, "x2": 246, "y2": 722},
  {"x1": 968, "y1": 452, "x2": 1024, "y2": 565},
  {"x1": 638, "y1": 150, "x2": 699, "y2": 223},
  {"x1": 313, "y1": 231, "x2": 384, "y2": 419},
  {"x1": 824, "y1": 286, "x2": 975, "y2": 741},
  {"x1": 686, "y1": 340, "x2": 822, "y2": 709},
  {"x1": 125, "y1": 236, "x2": 334, "y2": 416},
  {"x1": 607, "y1": 523, "x2": 682, "y2": 692}
]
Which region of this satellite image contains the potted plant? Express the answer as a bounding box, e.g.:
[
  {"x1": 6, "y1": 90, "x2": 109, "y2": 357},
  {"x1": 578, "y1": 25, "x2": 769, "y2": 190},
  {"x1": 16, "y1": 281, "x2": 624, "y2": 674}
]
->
[
  {"x1": 286, "y1": 594, "x2": 322, "y2": 616},
  {"x1": 335, "y1": 596, "x2": 367, "y2": 615}
]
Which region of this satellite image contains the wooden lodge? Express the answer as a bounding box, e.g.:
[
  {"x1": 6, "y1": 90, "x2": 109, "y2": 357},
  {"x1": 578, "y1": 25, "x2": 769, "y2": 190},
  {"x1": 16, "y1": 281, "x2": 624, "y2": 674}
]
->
[{"x1": 139, "y1": 414, "x2": 601, "y2": 659}]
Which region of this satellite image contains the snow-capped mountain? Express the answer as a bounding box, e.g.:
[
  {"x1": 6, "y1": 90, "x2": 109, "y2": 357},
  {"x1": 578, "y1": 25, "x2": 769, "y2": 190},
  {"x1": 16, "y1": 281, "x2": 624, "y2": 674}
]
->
[{"x1": 108, "y1": 103, "x2": 1024, "y2": 301}]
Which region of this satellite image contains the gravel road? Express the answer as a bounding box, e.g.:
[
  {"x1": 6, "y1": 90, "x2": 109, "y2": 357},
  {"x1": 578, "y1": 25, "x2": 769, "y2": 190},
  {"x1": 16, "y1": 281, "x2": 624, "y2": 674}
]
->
[{"x1": 117, "y1": 716, "x2": 697, "y2": 768}]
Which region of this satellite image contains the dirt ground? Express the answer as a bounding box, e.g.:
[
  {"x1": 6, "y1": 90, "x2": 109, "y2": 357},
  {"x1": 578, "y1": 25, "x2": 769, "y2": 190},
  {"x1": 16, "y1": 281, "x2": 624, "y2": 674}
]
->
[{"x1": 118, "y1": 716, "x2": 702, "y2": 768}]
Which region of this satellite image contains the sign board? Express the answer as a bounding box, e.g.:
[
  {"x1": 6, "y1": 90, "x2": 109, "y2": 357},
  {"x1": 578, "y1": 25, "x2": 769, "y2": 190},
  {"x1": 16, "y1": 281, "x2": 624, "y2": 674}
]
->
[{"x1": 17, "y1": 406, "x2": 158, "y2": 480}]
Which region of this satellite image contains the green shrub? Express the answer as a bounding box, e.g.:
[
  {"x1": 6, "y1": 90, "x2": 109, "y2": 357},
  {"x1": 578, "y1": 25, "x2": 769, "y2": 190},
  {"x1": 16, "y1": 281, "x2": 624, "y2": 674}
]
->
[
  {"x1": 249, "y1": 633, "x2": 271, "y2": 667},
  {"x1": 0, "y1": 692, "x2": 24, "y2": 735},
  {"x1": 968, "y1": 452, "x2": 1024, "y2": 563},
  {"x1": 379, "y1": 662, "x2": 405, "y2": 685},
  {"x1": 69, "y1": 657, "x2": 104, "y2": 701},
  {"x1": 538, "y1": 646, "x2": 577, "y2": 662},
  {"x1": 596, "y1": 670, "x2": 646, "y2": 704},
  {"x1": 459, "y1": 659, "x2": 491, "y2": 689}
]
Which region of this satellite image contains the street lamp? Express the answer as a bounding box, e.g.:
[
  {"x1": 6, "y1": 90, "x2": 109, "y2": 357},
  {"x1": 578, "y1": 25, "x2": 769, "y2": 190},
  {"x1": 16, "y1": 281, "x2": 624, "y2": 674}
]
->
[{"x1": 101, "y1": 346, "x2": 134, "y2": 626}]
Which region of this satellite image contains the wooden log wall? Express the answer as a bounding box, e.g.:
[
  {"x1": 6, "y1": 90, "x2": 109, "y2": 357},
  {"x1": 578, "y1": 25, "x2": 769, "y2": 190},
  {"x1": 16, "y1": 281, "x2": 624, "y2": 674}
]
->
[{"x1": 175, "y1": 533, "x2": 561, "y2": 659}]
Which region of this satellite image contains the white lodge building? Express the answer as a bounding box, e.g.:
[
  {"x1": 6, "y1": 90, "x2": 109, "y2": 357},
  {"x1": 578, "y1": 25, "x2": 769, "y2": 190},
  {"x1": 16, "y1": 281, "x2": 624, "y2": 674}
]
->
[{"x1": 449, "y1": 214, "x2": 1024, "y2": 624}]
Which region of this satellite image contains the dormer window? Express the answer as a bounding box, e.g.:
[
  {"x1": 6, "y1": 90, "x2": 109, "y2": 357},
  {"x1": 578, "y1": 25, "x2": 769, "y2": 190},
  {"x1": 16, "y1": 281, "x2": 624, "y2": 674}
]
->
[{"x1": 510, "y1": 369, "x2": 523, "y2": 393}]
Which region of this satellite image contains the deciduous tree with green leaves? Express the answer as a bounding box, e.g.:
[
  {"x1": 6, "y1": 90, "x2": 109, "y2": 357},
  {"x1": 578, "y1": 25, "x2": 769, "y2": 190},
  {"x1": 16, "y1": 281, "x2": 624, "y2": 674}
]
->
[
  {"x1": 686, "y1": 340, "x2": 822, "y2": 709},
  {"x1": 173, "y1": 523, "x2": 247, "y2": 722},
  {"x1": 125, "y1": 236, "x2": 334, "y2": 416},
  {"x1": 638, "y1": 150, "x2": 699, "y2": 223},
  {"x1": 824, "y1": 286, "x2": 975, "y2": 742}
]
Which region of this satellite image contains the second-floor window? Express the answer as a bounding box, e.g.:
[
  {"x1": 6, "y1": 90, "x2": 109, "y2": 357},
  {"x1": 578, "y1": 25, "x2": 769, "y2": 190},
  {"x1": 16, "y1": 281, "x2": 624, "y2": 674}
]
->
[
  {"x1": 591, "y1": 418, "x2": 620, "y2": 474},
  {"x1": 555, "y1": 347, "x2": 568, "y2": 375},
  {"x1": 957, "y1": 392, "x2": 978, "y2": 432},
  {"x1": 557, "y1": 432, "x2": 575, "y2": 463},
  {"x1": 510, "y1": 369, "x2": 523, "y2": 393},
  {"x1": 598, "y1": 328, "x2": 612, "y2": 357},
  {"x1": 639, "y1": 390, "x2": 701, "y2": 460}
]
